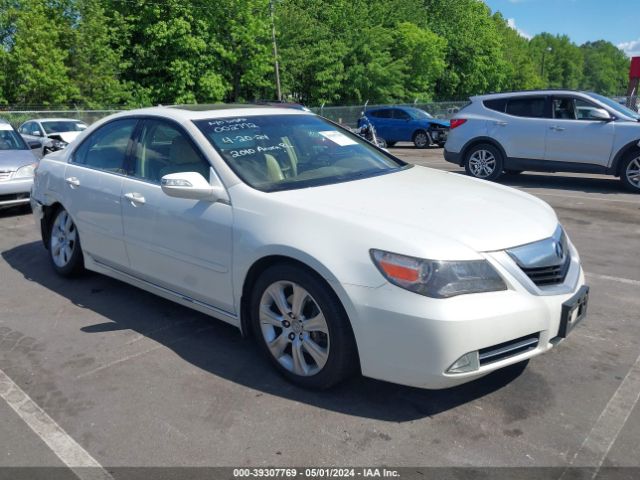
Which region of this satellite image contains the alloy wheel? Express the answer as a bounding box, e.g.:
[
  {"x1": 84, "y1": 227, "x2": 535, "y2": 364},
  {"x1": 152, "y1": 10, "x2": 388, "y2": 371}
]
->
[
  {"x1": 50, "y1": 210, "x2": 78, "y2": 268},
  {"x1": 469, "y1": 149, "x2": 497, "y2": 178},
  {"x1": 414, "y1": 132, "x2": 429, "y2": 148},
  {"x1": 626, "y1": 156, "x2": 640, "y2": 189},
  {"x1": 259, "y1": 281, "x2": 330, "y2": 377}
]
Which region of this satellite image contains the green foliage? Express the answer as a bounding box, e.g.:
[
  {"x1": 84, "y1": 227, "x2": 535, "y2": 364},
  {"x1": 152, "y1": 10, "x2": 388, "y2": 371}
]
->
[
  {"x1": 581, "y1": 41, "x2": 630, "y2": 96},
  {"x1": 0, "y1": 0, "x2": 632, "y2": 108}
]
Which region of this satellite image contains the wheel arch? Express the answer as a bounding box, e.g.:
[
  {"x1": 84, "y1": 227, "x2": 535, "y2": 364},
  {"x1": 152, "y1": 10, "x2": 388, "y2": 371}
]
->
[
  {"x1": 460, "y1": 137, "x2": 508, "y2": 165},
  {"x1": 40, "y1": 201, "x2": 64, "y2": 250},
  {"x1": 239, "y1": 254, "x2": 358, "y2": 360},
  {"x1": 609, "y1": 140, "x2": 640, "y2": 176}
]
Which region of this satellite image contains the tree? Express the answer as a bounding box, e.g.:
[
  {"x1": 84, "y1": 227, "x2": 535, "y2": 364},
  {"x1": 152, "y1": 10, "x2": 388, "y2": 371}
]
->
[
  {"x1": 530, "y1": 33, "x2": 584, "y2": 90},
  {"x1": 581, "y1": 41, "x2": 630, "y2": 96},
  {"x1": 68, "y1": 0, "x2": 131, "y2": 107},
  {"x1": 423, "y1": 0, "x2": 509, "y2": 99},
  {"x1": 3, "y1": 0, "x2": 77, "y2": 106}
]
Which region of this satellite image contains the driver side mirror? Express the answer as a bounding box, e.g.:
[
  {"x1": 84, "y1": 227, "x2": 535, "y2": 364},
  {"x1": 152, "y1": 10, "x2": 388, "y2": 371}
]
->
[
  {"x1": 160, "y1": 172, "x2": 223, "y2": 202},
  {"x1": 589, "y1": 108, "x2": 613, "y2": 122}
]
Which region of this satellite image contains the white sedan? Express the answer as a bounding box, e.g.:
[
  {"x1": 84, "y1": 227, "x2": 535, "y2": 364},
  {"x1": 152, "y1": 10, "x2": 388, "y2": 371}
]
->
[{"x1": 31, "y1": 105, "x2": 589, "y2": 389}]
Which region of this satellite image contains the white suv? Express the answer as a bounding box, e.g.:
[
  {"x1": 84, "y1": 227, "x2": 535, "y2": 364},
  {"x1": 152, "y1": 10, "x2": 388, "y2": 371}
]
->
[{"x1": 444, "y1": 90, "x2": 640, "y2": 192}]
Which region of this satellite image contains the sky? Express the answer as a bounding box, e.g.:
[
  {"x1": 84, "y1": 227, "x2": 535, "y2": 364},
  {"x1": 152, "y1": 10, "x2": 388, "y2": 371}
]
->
[{"x1": 483, "y1": 0, "x2": 640, "y2": 57}]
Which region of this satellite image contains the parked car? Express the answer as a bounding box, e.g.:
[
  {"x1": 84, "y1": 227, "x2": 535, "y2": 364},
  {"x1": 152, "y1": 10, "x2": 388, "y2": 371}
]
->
[
  {"x1": 18, "y1": 118, "x2": 88, "y2": 156},
  {"x1": 444, "y1": 90, "x2": 640, "y2": 192},
  {"x1": 0, "y1": 119, "x2": 39, "y2": 209},
  {"x1": 359, "y1": 106, "x2": 450, "y2": 148},
  {"x1": 31, "y1": 105, "x2": 588, "y2": 390}
]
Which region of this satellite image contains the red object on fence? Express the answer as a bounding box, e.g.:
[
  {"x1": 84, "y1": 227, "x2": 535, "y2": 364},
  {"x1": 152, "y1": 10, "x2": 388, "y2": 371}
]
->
[{"x1": 630, "y1": 57, "x2": 640, "y2": 79}]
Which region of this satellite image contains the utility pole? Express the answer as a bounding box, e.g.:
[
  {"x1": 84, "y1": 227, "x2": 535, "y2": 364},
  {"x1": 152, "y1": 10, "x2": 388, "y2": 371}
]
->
[
  {"x1": 270, "y1": 0, "x2": 282, "y2": 101},
  {"x1": 541, "y1": 46, "x2": 552, "y2": 80}
]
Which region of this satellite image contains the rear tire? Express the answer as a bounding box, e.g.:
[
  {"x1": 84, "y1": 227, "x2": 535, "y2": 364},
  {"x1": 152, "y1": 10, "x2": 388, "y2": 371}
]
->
[
  {"x1": 620, "y1": 151, "x2": 640, "y2": 193},
  {"x1": 250, "y1": 264, "x2": 358, "y2": 389},
  {"x1": 464, "y1": 143, "x2": 504, "y2": 181},
  {"x1": 49, "y1": 207, "x2": 84, "y2": 277}
]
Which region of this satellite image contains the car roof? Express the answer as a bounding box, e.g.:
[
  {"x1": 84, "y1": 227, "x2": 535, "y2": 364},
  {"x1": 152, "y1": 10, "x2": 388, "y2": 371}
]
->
[
  {"x1": 105, "y1": 105, "x2": 312, "y2": 122},
  {"x1": 472, "y1": 90, "x2": 592, "y2": 101}
]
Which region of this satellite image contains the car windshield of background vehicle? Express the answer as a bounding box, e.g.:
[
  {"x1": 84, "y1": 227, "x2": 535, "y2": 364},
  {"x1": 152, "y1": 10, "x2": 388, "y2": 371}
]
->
[
  {"x1": 408, "y1": 108, "x2": 433, "y2": 119},
  {"x1": 42, "y1": 121, "x2": 87, "y2": 134},
  {"x1": 588, "y1": 93, "x2": 640, "y2": 120},
  {"x1": 0, "y1": 125, "x2": 28, "y2": 150},
  {"x1": 195, "y1": 114, "x2": 407, "y2": 192}
]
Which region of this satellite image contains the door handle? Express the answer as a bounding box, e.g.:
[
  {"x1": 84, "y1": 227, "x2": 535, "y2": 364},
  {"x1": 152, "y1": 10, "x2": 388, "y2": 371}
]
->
[
  {"x1": 550, "y1": 126, "x2": 566, "y2": 131},
  {"x1": 123, "y1": 192, "x2": 146, "y2": 205},
  {"x1": 495, "y1": 121, "x2": 508, "y2": 126},
  {"x1": 65, "y1": 177, "x2": 80, "y2": 188}
]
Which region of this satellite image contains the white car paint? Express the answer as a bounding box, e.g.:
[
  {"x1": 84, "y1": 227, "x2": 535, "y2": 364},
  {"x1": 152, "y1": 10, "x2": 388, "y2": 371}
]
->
[{"x1": 31, "y1": 106, "x2": 587, "y2": 389}]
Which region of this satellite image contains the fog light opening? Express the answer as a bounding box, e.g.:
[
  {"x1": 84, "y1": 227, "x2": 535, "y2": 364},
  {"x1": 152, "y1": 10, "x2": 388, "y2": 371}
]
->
[{"x1": 447, "y1": 351, "x2": 480, "y2": 374}]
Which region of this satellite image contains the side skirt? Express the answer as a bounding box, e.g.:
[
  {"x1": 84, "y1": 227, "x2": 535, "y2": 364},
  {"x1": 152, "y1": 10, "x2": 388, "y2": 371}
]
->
[{"x1": 84, "y1": 255, "x2": 241, "y2": 329}]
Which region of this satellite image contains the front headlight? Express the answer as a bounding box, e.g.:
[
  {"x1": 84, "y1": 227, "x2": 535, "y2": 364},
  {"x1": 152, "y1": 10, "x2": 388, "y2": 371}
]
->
[
  {"x1": 51, "y1": 139, "x2": 68, "y2": 149},
  {"x1": 370, "y1": 249, "x2": 507, "y2": 298},
  {"x1": 13, "y1": 163, "x2": 37, "y2": 179}
]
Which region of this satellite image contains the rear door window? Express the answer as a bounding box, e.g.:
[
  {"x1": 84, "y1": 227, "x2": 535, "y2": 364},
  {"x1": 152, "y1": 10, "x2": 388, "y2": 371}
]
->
[
  {"x1": 506, "y1": 97, "x2": 548, "y2": 118},
  {"x1": 483, "y1": 99, "x2": 507, "y2": 113}
]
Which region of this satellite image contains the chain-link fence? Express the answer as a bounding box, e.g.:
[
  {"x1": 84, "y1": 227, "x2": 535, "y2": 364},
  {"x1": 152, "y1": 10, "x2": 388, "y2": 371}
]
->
[
  {"x1": 1, "y1": 96, "x2": 634, "y2": 130},
  {"x1": 310, "y1": 101, "x2": 469, "y2": 127}
]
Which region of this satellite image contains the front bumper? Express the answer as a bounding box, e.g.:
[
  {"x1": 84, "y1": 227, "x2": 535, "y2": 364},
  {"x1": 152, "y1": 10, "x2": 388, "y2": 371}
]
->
[
  {"x1": 0, "y1": 178, "x2": 33, "y2": 208},
  {"x1": 343, "y1": 245, "x2": 587, "y2": 389}
]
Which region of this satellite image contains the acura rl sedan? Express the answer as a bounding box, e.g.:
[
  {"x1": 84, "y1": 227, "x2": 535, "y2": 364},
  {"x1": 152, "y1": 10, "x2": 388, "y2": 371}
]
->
[{"x1": 31, "y1": 105, "x2": 589, "y2": 389}]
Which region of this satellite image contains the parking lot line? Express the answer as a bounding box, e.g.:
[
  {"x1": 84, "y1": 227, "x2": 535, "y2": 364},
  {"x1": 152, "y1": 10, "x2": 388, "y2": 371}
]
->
[
  {"x1": 564, "y1": 351, "x2": 640, "y2": 475},
  {"x1": 586, "y1": 273, "x2": 640, "y2": 286},
  {"x1": 0, "y1": 368, "x2": 113, "y2": 480}
]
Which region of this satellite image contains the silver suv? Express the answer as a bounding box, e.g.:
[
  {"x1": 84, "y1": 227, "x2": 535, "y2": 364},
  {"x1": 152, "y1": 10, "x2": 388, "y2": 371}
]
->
[{"x1": 444, "y1": 90, "x2": 640, "y2": 192}]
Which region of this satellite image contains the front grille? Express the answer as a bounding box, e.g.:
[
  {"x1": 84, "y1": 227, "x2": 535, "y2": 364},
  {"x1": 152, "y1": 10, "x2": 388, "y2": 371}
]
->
[
  {"x1": 479, "y1": 333, "x2": 539, "y2": 366},
  {"x1": 0, "y1": 171, "x2": 13, "y2": 181},
  {"x1": 521, "y1": 255, "x2": 570, "y2": 286}
]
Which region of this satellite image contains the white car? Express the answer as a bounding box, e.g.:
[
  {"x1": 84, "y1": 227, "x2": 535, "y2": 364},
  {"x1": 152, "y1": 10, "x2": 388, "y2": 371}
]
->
[
  {"x1": 31, "y1": 106, "x2": 589, "y2": 389},
  {"x1": 444, "y1": 90, "x2": 640, "y2": 192},
  {"x1": 18, "y1": 118, "x2": 88, "y2": 156}
]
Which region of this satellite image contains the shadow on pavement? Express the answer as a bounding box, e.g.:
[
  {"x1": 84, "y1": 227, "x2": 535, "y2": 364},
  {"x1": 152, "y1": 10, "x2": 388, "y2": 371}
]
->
[{"x1": 2, "y1": 241, "x2": 529, "y2": 422}]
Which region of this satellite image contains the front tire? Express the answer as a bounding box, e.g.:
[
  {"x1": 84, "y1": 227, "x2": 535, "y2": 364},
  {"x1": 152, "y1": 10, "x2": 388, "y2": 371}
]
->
[
  {"x1": 413, "y1": 130, "x2": 430, "y2": 149},
  {"x1": 465, "y1": 143, "x2": 504, "y2": 181},
  {"x1": 621, "y1": 151, "x2": 640, "y2": 193},
  {"x1": 250, "y1": 264, "x2": 357, "y2": 389},
  {"x1": 49, "y1": 207, "x2": 84, "y2": 276}
]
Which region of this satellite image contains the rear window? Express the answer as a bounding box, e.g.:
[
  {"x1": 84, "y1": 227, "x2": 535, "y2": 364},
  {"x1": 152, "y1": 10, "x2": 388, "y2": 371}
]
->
[{"x1": 506, "y1": 97, "x2": 547, "y2": 118}]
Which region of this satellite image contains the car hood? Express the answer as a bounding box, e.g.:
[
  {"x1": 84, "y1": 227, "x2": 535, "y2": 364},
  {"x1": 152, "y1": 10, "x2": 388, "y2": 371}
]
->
[
  {"x1": 272, "y1": 166, "x2": 558, "y2": 254},
  {"x1": 48, "y1": 131, "x2": 81, "y2": 143},
  {"x1": 424, "y1": 119, "x2": 450, "y2": 128},
  {"x1": 0, "y1": 149, "x2": 37, "y2": 171}
]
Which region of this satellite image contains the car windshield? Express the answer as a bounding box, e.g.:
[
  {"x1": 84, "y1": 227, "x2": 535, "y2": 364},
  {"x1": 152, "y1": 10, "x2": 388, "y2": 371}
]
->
[
  {"x1": 587, "y1": 93, "x2": 640, "y2": 121},
  {"x1": 195, "y1": 114, "x2": 407, "y2": 192},
  {"x1": 407, "y1": 108, "x2": 433, "y2": 119},
  {"x1": 41, "y1": 121, "x2": 88, "y2": 134},
  {"x1": 0, "y1": 125, "x2": 28, "y2": 150}
]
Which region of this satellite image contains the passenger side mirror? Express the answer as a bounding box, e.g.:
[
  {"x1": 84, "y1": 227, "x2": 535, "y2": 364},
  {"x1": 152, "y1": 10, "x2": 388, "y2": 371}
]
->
[
  {"x1": 32, "y1": 130, "x2": 42, "y2": 137},
  {"x1": 160, "y1": 172, "x2": 221, "y2": 202},
  {"x1": 589, "y1": 108, "x2": 613, "y2": 122},
  {"x1": 28, "y1": 141, "x2": 42, "y2": 149}
]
